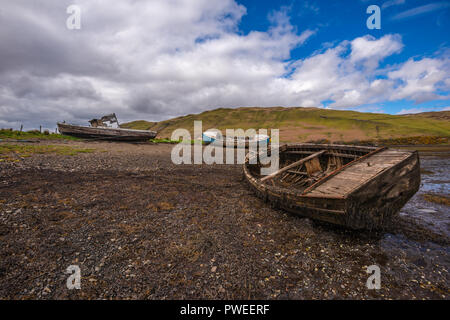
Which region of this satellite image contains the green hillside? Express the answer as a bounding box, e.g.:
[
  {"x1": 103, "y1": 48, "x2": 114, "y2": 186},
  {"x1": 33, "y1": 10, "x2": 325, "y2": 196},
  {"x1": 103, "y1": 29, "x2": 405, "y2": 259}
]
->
[
  {"x1": 121, "y1": 107, "x2": 450, "y2": 143},
  {"x1": 120, "y1": 120, "x2": 157, "y2": 130}
]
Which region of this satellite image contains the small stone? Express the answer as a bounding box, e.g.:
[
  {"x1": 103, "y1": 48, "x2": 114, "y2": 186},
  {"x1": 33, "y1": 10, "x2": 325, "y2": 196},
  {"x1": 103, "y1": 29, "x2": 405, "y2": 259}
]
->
[{"x1": 211, "y1": 266, "x2": 217, "y2": 272}]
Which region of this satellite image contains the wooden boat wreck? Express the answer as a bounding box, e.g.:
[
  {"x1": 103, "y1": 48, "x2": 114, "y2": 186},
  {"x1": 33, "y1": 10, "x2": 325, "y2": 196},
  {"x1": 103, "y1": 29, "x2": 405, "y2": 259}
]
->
[
  {"x1": 202, "y1": 130, "x2": 269, "y2": 148},
  {"x1": 57, "y1": 113, "x2": 157, "y2": 141},
  {"x1": 244, "y1": 144, "x2": 420, "y2": 229}
]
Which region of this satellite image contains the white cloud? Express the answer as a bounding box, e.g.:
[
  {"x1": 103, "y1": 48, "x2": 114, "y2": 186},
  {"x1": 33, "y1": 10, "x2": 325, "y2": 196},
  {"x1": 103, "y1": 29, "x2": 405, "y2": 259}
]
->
[
  {"x1": 397, "y1": 108, "x2": 429, "y2": 115},
  {"x1": 388, "y1": 57, "x2": 450, "y2": 103},
  {"x1": 350, "y1": 35, "x2": 403, "y2": 69},
  {"x1": 279, "y1": 34, "x2": 448, "y2": 109},
  {"x1": 301, "y1": 2, "x2": 320, "y2": 14},
  {"x1": 391, "y1": 2, "x2": 450, "y2": 20},
  {"x1": 382, "y1": 0, "x2": 405, "y2": 10},
  {"x1": 0, "y1": 0, "x2": 448, "y2": 130},
  {"x1": 397, "y1": 106, "x2": 449, "y2": 114}
]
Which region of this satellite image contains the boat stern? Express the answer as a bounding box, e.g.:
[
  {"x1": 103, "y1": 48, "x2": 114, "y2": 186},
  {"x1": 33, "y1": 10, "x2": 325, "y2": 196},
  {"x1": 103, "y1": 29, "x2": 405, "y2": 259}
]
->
[{"x1": 344, "y1": 150, "x2": 421, "y2": 229}]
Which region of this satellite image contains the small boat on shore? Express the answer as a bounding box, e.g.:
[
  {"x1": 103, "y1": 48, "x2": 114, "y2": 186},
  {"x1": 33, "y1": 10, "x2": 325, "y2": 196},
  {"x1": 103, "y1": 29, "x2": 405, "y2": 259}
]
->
[
  {"x1": 244, "y1": 143, "x2": 420, "y2": 229},
  {"x1": 202, "y1": 130, "x2": 269, "y2": 148},
  {"x1": 57, "y1": 113, "x2": 157, "y2": 142}
]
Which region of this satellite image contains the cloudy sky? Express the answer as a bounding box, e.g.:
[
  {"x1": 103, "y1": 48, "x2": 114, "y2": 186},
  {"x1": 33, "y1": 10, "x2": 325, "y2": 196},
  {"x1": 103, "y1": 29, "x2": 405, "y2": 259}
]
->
[{"x1": 0, "y1": 0, "x2": 449, "y2": 129}]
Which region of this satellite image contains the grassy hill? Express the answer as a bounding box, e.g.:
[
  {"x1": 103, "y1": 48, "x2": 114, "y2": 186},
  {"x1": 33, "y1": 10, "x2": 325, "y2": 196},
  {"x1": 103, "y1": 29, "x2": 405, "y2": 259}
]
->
[
  {"x1": 121, "y1": 107, "x2": 450, "y2": 143},
  {"x1": 119, "y1": 120, "x2": 157, "y2": 130}
]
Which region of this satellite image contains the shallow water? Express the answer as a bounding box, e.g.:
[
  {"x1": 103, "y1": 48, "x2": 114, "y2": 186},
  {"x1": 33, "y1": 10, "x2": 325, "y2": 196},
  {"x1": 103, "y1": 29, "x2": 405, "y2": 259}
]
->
[{"x1": 399, "y1": 148, "x2": 450, "y2": 237}]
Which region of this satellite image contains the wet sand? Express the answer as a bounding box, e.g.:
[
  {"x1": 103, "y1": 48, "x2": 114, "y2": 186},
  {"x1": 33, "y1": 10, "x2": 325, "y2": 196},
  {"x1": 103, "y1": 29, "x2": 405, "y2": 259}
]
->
[{"x1": 0, "y1": 141, "x2": 448, "y2": 299}]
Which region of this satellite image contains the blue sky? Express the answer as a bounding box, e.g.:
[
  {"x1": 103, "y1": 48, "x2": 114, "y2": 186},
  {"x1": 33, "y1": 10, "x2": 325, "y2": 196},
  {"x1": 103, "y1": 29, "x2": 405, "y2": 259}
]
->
[
  {"x1": 0, "y1": 0, "x2": 449, "y2": 129},
  {"x1": 236, "y1": 0, "x2": 450, "y2": 114}
]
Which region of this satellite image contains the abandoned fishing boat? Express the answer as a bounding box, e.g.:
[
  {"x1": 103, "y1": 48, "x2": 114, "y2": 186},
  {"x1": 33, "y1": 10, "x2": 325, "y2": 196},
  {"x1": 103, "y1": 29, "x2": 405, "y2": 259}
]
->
[
  {"x1": 244, "y1": 144, "x2": 420, "y2": 229},
  {"x1": 57, "y1": 113, "x2": 157, "y2": 141},
  {"x1": 202, "y1": 130, "x2": 269, "y2": 148}
]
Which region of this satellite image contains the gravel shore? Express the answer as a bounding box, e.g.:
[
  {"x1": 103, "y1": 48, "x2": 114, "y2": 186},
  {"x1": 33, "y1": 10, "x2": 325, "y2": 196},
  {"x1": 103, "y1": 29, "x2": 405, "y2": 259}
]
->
[{"x1": 0, "y1": 140, "x2": 448, "y2": 299}]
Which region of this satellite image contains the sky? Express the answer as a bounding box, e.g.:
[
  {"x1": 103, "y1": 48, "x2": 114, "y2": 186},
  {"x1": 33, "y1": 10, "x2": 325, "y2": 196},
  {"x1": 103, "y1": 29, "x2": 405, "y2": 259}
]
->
[{"x1": 0, "y1": 0, "x2": 449, "y2": 130}]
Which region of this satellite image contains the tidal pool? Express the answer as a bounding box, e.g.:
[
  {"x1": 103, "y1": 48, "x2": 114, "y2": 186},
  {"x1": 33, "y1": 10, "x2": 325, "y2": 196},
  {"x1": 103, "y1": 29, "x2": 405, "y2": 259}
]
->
[{"x1": 399, "y1": 147, "x2": 449, "y2": 237}]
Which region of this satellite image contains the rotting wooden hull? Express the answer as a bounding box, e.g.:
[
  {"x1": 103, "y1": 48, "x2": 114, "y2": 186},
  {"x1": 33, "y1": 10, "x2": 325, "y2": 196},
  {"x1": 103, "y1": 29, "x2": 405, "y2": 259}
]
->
[
  {"x1": 243, "y1": 144, "x2": 420, "y2": 230},
  {"x1": 57, "y1": 123, "x2": 157, "y2": 141}
]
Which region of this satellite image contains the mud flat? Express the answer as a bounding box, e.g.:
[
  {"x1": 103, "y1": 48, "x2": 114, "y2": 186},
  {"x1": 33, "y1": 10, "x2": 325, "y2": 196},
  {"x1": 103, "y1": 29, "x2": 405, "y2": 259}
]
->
[{"x1": 0, "y1": 141, "x2": 448, "y2": 299}]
